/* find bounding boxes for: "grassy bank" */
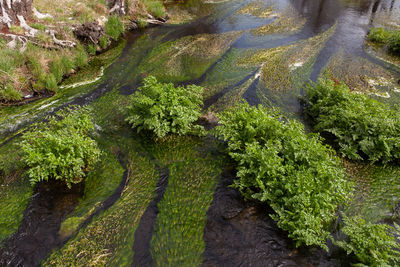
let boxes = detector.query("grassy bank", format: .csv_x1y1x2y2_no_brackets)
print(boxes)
0,0,168,103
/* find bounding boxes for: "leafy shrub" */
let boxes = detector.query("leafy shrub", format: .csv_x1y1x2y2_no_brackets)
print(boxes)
303,78,400,163
20,106,101,188
125,76,204,138
215,101,351,249
368,27,391,43
105,15,124,41
388,30,400,54
367,27,400,54
337,215,400,266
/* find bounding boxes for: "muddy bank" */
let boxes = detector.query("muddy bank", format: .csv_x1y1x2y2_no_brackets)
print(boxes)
203,167,344,267
0,180,82,266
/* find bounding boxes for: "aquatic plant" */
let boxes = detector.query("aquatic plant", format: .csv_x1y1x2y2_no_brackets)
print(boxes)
303,78,400,163
215,101,351,249
337,215,400,266
125,76,204,138
20,106,101,188
368,27,391,44
367,27,400,54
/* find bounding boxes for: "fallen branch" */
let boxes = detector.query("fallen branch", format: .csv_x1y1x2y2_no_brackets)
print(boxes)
0,33,28,52
33,7,53,19
45,29,76,48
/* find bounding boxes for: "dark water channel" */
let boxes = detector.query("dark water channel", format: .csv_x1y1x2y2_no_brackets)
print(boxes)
1,0,400,265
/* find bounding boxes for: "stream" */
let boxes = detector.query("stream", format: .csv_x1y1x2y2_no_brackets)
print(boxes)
1,0,400,266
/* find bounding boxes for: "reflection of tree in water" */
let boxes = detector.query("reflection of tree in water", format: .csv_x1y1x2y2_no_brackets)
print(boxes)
291,0,399,32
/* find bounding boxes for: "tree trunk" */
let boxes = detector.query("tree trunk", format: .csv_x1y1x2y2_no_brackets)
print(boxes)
0,0,33,30
108,0,126,15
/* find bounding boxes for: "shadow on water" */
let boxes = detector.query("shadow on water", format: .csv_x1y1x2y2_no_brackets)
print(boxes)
131,166,170,267
0,181,82,266
203,167,352,267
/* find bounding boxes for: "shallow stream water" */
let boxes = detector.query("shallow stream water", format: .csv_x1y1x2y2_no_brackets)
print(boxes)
1,0,400,266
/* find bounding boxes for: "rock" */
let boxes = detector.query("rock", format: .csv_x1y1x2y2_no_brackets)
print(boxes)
199,112,219,125
73,21,105,44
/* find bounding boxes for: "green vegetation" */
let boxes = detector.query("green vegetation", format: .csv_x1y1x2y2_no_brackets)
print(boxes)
125,76,204,138
59,149,125,238
142,0,166,18
303,78,400,163
0,141,32,242
105,15,124,41
20,106,101,188
215,101,351,249
368,27,391,43
150,137,221,265
368,27,400,54
337,215,400,266
44,152,159,266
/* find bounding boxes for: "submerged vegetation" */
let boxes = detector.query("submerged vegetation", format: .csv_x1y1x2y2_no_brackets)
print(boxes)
125,76,204,138
303,78,400,163
20,106,101,187
215,101,352,249
337,215,400,266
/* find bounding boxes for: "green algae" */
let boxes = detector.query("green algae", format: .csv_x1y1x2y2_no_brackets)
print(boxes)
43,152,159,266
58,150,125,239
237,1,275,18
321,48,399,99
138,31,242,83
250,4,305,36
0,141,32,243
201,48,257,100
149,136,221,266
